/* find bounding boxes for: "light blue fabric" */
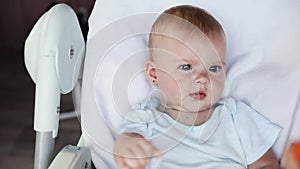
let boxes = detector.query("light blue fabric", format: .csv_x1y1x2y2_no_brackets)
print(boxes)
121,97,281,168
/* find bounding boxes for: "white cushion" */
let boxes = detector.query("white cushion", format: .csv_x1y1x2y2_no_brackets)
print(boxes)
81,0,300,168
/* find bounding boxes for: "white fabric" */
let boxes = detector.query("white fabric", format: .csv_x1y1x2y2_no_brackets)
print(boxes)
81,0,300,168
121,97,281,168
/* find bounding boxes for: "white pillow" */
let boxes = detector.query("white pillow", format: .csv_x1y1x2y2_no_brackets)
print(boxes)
81,0,300,168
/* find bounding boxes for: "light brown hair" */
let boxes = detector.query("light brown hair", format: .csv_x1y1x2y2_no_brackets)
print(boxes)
149,5,224,50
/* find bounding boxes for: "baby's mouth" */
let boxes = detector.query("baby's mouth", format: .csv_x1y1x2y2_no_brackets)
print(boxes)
189,91,207,100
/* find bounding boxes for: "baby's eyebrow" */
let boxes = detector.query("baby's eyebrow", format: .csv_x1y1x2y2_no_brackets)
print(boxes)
180,58,226,66
181,58,198,64
215,60,225,65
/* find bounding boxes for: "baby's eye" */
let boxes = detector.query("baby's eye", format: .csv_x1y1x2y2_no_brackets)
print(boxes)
178,64,192,71
209,65,222,72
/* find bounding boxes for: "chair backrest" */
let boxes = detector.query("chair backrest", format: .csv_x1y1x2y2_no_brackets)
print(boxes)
24,3,85,168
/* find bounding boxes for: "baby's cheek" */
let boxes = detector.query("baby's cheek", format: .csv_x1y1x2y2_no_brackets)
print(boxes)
158,72,193,100
158,76,179,96
211,76,225,89
165,83,181,98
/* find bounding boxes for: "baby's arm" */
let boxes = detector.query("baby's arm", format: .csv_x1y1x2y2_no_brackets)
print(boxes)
248,148,279,169
113,133,162,169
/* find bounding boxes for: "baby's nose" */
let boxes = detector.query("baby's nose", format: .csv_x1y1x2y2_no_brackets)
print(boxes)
195,71,209,84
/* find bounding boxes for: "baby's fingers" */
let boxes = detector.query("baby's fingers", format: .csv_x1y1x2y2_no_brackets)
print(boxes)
115,155,144,169
115,147,147,169
126,145,150,167
124,157,147,169
136,140,163,158
123,145,159,168
151,148,163,158
114,156,130,169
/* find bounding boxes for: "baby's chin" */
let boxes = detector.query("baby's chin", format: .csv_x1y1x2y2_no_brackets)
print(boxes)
179,104,212,114
181,100,215,112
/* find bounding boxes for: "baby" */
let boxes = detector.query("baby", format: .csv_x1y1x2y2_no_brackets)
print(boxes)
113,5,281,169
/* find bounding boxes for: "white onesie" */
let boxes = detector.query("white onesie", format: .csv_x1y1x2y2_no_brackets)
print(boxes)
121,97,281,169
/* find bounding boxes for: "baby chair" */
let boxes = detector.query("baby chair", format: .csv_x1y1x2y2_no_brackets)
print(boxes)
25,1,300,169
24,4,92,169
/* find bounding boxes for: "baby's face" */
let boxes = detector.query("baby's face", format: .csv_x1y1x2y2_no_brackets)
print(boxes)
150,29,226,113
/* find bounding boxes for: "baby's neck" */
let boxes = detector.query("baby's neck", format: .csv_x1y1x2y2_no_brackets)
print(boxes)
156,104,214,126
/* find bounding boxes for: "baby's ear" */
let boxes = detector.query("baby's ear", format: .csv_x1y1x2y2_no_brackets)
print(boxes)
145,60,158,86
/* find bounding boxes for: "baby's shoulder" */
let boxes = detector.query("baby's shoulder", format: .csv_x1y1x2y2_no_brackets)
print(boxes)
218,97,257,117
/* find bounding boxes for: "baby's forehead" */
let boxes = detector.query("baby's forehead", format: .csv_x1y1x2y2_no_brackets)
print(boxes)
153,23,202,39
151,46,224,63
151,34,225,64
153,26,223,45
152,32,222,51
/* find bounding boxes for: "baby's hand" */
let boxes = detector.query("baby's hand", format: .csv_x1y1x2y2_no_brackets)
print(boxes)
113,133,162,169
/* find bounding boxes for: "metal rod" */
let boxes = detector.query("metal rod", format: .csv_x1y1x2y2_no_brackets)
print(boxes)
59,110,78,120
34,131,55,169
